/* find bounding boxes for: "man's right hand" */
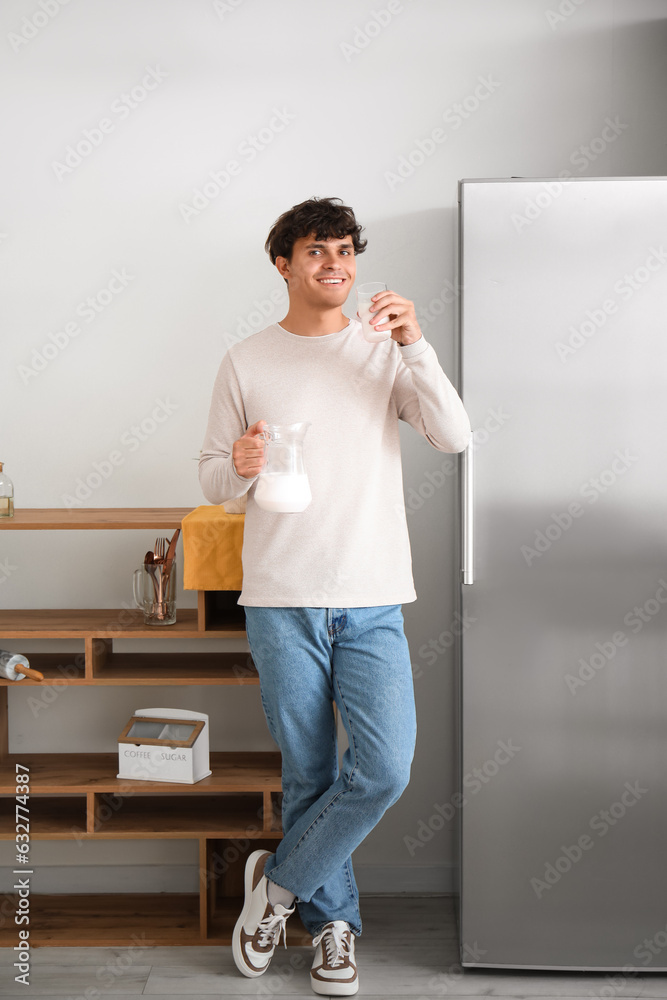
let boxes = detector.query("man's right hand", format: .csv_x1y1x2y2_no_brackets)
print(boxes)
232,420,267,478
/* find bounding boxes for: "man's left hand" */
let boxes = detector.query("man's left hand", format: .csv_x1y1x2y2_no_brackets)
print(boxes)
365,290,423,346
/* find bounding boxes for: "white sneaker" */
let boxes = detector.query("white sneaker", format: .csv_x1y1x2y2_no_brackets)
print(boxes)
232,849,295,978
310,919,359,995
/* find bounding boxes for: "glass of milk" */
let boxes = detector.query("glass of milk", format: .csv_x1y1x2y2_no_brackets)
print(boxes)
254,421,312,513
356,282,391,342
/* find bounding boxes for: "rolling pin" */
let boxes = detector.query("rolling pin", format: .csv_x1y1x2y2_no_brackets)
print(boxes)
0,650,44,682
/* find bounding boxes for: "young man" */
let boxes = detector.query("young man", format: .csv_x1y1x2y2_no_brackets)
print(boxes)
199,196,471,995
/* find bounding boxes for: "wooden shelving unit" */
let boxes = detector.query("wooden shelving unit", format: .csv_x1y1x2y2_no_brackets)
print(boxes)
0,508,309,947
0,508,193,530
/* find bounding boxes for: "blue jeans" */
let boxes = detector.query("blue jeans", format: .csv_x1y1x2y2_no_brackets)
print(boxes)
243,605,417,939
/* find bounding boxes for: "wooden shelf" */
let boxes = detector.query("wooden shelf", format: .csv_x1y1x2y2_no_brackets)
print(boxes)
0,893,310,947
0,652,86,684
0,651,258,685
94,793,272,837
0,507,195,529
0,608,245,638
93,652,258,684
0,893,203,946
0,795,86,836
0,752,282,794
0,506,294,948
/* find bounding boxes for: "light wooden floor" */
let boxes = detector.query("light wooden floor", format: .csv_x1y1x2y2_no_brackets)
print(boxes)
2,895,667,998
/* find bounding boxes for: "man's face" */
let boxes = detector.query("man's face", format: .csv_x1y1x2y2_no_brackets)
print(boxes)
276,233,356,308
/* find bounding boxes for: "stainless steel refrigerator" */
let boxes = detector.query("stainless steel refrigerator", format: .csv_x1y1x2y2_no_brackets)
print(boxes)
456,177,667,971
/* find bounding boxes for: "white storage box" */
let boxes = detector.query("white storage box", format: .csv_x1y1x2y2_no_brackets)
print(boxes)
117,707,212,784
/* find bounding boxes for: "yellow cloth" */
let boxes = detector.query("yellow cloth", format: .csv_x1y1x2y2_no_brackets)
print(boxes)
182,506,244,590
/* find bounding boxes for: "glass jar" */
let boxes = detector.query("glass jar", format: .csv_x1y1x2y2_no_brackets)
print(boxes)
0,462,14,518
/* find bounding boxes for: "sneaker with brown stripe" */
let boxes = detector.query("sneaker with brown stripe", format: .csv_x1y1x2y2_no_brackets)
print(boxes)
232,849,295,978
310,919,359,995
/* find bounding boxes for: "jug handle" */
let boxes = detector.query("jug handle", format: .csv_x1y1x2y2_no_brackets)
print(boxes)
258,428,271,471
132,568,145,609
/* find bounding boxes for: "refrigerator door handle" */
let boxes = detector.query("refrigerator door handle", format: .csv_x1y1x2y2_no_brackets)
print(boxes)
462,437,474,584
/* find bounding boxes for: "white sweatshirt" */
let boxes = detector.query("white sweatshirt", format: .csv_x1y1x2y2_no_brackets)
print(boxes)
198,317,471,607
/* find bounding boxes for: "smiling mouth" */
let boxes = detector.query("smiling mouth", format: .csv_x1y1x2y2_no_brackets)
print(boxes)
317,277,346,284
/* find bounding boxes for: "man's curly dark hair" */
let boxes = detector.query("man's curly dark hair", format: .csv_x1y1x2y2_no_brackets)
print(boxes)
264,196,367,265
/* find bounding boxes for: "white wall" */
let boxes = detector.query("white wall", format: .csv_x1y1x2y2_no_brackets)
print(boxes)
1,0,666,894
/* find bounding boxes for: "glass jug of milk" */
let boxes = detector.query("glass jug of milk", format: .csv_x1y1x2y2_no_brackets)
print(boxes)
254,421,312,513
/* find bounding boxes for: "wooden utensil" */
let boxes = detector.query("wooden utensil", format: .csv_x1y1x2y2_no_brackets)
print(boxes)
0,660,44,681
12,664,45,681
